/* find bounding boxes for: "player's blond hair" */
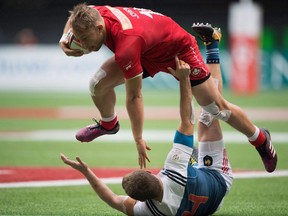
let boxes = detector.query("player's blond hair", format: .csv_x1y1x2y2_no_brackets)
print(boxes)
122,170,162,201
69,3,102,33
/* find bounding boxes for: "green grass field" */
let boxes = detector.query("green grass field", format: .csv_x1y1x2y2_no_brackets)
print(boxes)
0,89,288,215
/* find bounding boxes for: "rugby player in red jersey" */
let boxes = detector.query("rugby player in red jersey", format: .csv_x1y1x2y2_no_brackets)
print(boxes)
59,3,277,172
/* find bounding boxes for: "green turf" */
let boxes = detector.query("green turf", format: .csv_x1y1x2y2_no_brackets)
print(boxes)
0,90,288,215
0,178,287,216
217,177,288,216
1,119,288,132
0,141,287,170
1,89,288,107
0,185,124,216
0,140,169,168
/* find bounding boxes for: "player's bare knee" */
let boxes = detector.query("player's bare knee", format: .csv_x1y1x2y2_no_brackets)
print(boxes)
202,101,231,122
89,68,107,96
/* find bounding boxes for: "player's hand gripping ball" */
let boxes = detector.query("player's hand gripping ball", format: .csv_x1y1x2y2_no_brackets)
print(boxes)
67,29,90,54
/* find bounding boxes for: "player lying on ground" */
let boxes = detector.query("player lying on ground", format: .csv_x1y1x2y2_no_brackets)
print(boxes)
59,4,277,172
61,56,233,215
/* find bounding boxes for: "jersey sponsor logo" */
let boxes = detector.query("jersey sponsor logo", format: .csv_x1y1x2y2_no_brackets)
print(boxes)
125,64,132,71
172,153,180,161
106,6,133,30
122,61,133,71
172,149,182,162
191,68,201,77
203,155,213,166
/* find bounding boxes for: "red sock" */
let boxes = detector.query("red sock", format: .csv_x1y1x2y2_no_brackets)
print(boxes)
249,130,266,148
100,116,118,130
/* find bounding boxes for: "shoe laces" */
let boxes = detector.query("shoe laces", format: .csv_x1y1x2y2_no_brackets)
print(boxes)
88,118,101,130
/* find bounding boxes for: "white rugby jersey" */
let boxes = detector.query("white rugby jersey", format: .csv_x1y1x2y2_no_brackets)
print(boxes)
133,130,228,216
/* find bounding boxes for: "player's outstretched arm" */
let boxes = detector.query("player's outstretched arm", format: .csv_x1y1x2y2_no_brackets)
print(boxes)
60,153,136,215
125,75,151,169
167,56,194,135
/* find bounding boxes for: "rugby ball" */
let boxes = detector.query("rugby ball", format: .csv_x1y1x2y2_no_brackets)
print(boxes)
67,30,90,54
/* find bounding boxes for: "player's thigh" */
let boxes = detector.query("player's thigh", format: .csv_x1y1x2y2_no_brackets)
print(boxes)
192,76,227,109
192,76,218,105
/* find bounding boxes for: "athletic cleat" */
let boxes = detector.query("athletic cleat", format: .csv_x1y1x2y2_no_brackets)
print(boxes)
75,119,120,142
191,23,222,45
256,128,278,173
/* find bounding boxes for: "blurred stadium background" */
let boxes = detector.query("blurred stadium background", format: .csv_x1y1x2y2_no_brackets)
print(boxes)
0,1,288,215
0,0,288,92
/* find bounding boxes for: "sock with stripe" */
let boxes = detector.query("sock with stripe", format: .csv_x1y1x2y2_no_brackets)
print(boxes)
248,127,267,148
206,40,220,64
100,114,118,130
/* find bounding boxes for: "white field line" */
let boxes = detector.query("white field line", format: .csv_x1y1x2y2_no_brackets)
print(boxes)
0,130,288,143
1,170,288,189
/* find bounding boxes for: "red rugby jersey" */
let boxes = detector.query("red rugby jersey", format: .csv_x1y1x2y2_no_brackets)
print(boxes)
93,6,209,80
